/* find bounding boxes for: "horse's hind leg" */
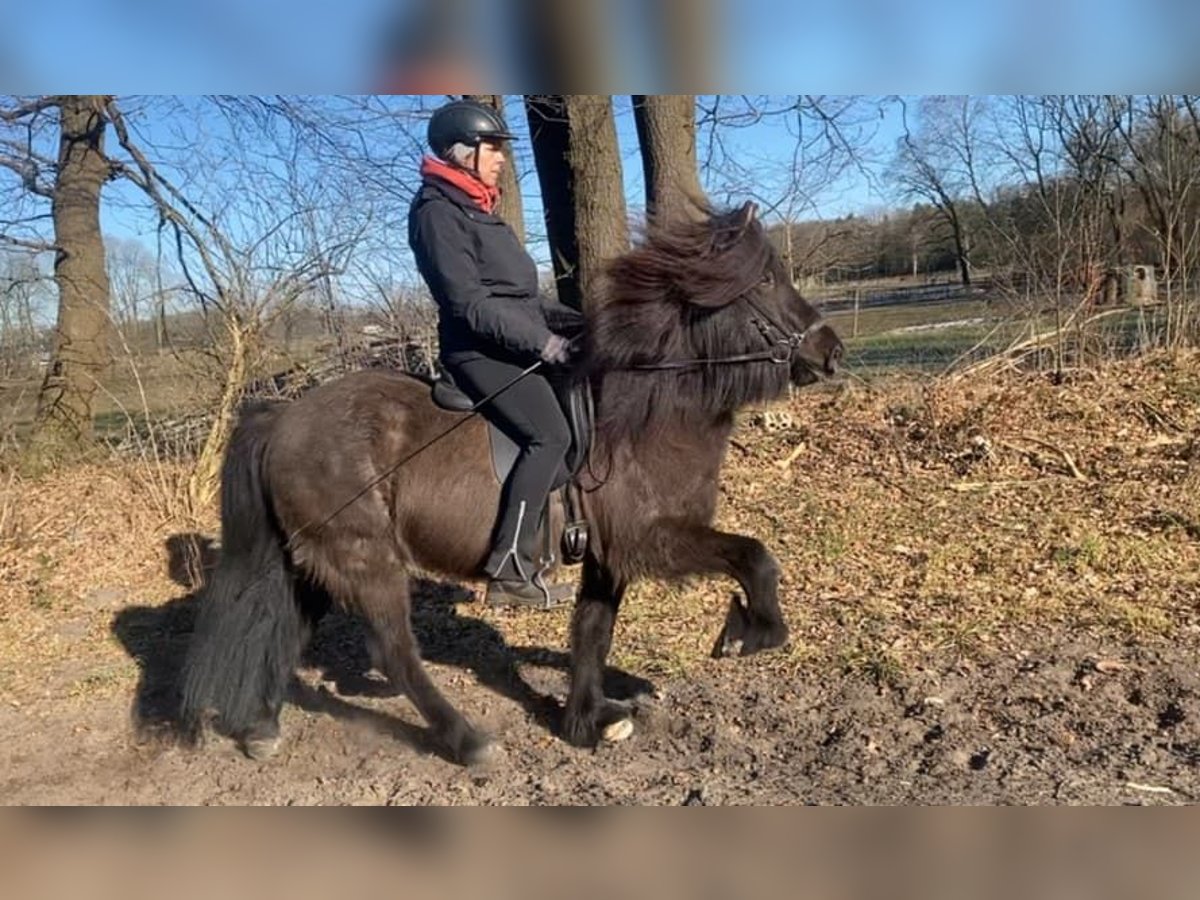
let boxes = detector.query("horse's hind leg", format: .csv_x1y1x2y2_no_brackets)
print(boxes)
355,574,492,766
239,579,328,761
563,552,633,747
295,574,332,647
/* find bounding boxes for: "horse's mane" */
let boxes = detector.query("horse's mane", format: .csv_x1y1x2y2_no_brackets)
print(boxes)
584,204,790,446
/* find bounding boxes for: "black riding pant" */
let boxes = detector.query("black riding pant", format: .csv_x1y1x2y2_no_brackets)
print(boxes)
446,356,571,581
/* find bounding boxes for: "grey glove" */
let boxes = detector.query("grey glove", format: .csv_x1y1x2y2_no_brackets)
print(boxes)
540,334,573,365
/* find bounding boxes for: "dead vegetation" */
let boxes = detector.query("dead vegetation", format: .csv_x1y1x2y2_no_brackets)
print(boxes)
2,350,1198,714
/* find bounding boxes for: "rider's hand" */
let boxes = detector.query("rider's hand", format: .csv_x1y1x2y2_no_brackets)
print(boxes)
539,334,573,365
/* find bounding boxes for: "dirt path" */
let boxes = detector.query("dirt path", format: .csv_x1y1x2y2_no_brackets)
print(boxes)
1,593,1196,805
4,354,1200,804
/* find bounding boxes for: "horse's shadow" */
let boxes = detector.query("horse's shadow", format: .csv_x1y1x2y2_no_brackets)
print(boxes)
110,533,654,756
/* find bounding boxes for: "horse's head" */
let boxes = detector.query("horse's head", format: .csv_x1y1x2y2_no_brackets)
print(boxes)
718,202,843,386
592,200,844,423
620,200,841,381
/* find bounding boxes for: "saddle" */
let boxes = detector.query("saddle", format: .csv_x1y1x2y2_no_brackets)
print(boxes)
430,369,592,564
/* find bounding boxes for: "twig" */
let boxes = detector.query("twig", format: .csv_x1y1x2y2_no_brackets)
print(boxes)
1138,399,1186,433
776,443,806,469
947,307,1130,382
948,479,1050,492
1014,433,1088,481
1125,782,1175,796
890,434,910,476
872,470,918,499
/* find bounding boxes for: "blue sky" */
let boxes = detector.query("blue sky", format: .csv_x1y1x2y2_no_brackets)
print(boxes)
500,96,908,248
87,95,911,281
4,1,1197,92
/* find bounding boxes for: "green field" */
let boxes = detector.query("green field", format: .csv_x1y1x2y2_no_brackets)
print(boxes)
828,298,1166,377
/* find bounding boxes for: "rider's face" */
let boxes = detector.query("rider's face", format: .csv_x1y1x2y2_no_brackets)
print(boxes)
474,141,506,188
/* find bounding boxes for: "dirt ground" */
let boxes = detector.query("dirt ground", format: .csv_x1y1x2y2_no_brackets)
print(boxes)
2,351,1199,804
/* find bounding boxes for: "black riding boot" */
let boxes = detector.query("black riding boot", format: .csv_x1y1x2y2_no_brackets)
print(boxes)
484,498,575,609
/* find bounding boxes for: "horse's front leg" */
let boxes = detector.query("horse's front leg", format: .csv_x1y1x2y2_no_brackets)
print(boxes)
562,552,633,747
709,529,788,658
649,521,789,658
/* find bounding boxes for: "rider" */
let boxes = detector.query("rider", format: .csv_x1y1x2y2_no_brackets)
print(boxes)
408,98,576,609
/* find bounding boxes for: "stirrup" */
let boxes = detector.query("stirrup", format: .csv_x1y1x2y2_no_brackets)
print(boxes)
559,483,589,564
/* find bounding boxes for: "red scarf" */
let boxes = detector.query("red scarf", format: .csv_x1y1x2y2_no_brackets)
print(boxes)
420,155,499,214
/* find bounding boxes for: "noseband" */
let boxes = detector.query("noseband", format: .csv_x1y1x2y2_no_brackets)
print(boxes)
623,295,825,372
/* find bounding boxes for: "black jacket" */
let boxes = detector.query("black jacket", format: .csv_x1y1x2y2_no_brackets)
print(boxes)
409,176,557,364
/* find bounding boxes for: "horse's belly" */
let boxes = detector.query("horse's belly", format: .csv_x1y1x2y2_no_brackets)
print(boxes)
393,439,501,579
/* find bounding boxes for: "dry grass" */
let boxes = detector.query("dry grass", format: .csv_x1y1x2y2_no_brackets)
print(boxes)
0,462,217,708
3,350,1200,712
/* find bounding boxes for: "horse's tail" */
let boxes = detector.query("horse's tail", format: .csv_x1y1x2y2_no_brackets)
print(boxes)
180,400,303,746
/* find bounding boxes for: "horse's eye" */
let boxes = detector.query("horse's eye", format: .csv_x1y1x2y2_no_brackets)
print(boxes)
761,272,775,286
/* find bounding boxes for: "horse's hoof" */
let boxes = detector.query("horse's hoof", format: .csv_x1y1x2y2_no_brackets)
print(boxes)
464,740,500,769
457,730,498,768
712,595,750,658
243,735,281,761
465,735,496,765
738,624,790,656
602,718,634,743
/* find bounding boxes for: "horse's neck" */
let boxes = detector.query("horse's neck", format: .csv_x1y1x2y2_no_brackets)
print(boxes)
592,377,735,470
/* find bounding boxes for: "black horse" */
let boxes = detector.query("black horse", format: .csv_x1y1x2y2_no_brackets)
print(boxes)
180,201,844,764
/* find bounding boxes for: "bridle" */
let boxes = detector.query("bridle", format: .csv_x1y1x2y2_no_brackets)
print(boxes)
623,294,826,372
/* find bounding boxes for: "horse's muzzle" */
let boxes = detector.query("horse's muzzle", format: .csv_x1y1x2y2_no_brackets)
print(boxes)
825,340,844,376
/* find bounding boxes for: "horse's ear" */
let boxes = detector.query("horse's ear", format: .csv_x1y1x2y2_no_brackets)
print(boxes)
716,201,758,249
685,201,763,308
732,201,758,231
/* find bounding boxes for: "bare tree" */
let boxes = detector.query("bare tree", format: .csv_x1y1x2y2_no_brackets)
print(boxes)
107,237,159,347
0,252,48,377
1112,95,1200,345
891,96,982,286
102,98,371,506
941,95,1135,375
697,95,887,289
632,95,705,222
1,95,117,456
525,95,629,311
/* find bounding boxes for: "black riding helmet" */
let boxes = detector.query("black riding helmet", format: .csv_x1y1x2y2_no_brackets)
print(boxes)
427,99,518,157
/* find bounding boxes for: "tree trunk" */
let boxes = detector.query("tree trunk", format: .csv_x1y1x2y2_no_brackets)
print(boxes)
632,94,705,223
467,95,526,245
525,95,628,311
950,215,972,287
155,290,167,351
956,250,972,287
32,95,114,456
783,222,794,284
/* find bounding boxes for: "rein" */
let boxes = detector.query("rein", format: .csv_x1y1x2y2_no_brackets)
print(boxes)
622,297,824,372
